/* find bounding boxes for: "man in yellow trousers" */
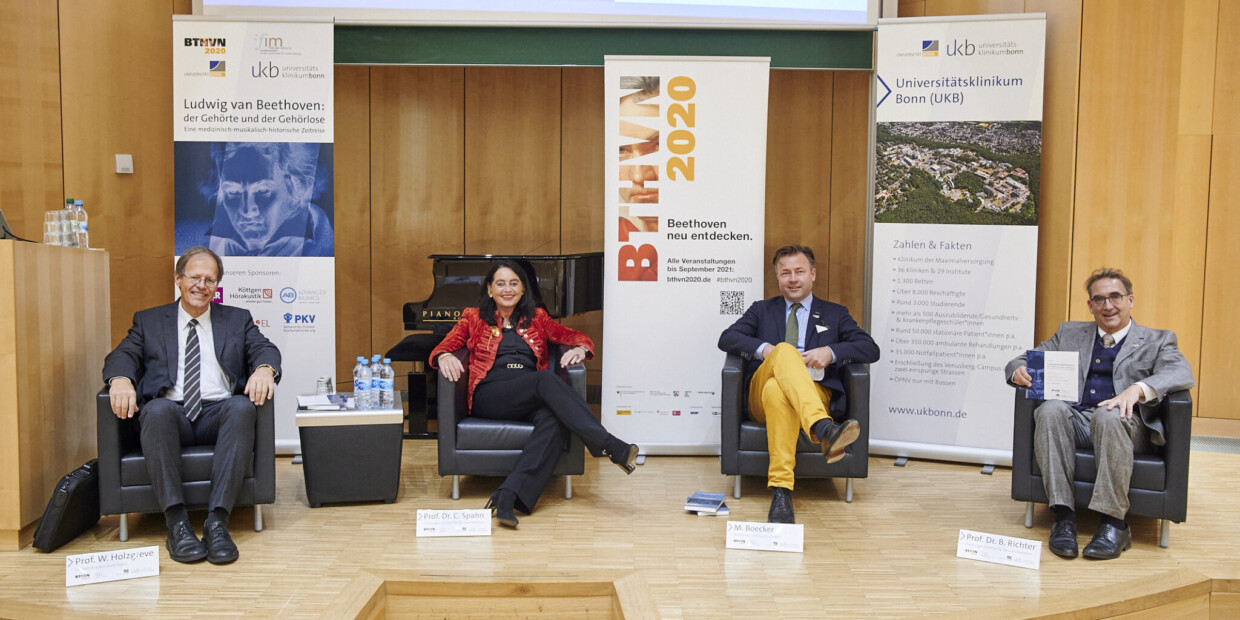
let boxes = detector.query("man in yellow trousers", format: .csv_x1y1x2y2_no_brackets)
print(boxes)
718,245,880,523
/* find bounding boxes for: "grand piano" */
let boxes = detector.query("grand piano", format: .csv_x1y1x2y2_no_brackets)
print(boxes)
386,253,604,437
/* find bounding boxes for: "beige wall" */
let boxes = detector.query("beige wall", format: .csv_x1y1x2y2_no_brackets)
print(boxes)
3,0,1236,428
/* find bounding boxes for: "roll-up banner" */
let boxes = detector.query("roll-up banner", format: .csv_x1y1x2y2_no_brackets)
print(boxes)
602,56,769,455
870,15,1045,465
173,18,335,453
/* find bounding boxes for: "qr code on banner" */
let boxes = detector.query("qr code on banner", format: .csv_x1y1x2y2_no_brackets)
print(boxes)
719,290,745,315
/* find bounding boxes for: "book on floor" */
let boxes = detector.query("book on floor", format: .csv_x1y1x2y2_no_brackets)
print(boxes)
685,491,727,514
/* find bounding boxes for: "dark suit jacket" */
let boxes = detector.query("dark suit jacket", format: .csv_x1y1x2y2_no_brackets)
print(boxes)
103,301,282,406
1004,319,1194,446
718,295,879,417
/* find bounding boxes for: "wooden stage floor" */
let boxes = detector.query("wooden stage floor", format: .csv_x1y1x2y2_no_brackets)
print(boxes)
1,441,1237,618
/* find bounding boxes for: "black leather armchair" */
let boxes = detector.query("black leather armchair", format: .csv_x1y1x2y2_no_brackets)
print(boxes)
1010,388,1192,548
96,389,276,541
721,354,870,501
437,344,586,500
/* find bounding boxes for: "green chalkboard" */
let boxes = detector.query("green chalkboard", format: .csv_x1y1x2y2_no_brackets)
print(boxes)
335,26,873,70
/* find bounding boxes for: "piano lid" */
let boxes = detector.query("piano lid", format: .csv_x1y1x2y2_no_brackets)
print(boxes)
404,253,603,331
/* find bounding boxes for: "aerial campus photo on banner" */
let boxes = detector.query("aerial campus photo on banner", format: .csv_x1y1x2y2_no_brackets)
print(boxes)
875,120,1040,227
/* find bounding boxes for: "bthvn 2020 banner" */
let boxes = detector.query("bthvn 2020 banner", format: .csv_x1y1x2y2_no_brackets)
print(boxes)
602,56,768,455
173,18,335,453
870,15,1046,465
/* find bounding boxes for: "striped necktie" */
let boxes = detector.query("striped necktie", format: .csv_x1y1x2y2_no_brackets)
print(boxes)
1102,333,1116,349
184,319,203,423
785,302,802,346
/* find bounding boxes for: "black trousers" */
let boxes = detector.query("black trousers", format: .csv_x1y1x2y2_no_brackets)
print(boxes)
472,370,613,513
137,395,257,514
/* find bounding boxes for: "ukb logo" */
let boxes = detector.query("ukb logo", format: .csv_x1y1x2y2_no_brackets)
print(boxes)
945,39,976,56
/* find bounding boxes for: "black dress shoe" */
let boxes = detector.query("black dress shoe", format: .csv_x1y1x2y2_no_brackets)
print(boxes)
486,490,519,528
605,441,640,475
1082,522,1131,560
820,419,860,464
166,520,208,564
768,487,794,524
202,520,240,564
1048,520,1079,558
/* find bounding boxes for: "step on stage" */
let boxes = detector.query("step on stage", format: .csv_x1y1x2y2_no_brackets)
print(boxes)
1,444,1237,618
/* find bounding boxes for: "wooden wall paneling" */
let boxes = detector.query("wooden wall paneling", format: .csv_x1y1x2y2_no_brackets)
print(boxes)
1025,0,1083,344
764,70,834,300
559,68,605,382
0,0,63,241
1199,0,1240,421
370,66,466,371
334,66,372,383
923,0,1024,15
828,71,873,321
464,67,562,255
1199,136,1240,420
561,68,605,256
59,0,176,346
1214,0,1240,136
898,0,928,17
1071,1,1207,394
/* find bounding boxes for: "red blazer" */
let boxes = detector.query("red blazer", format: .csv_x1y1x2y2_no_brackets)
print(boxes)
429,307,594,413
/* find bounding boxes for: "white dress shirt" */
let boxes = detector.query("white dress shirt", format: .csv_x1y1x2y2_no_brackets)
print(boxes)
166,304,233,402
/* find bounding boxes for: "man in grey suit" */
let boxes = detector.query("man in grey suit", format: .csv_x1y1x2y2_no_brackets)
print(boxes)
1005,267,1193,560
103,246,280,564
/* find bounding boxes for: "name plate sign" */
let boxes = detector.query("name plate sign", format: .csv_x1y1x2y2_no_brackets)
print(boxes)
725,521,804,553
956,529,1041,570
65,546,159,587
416,509,492,537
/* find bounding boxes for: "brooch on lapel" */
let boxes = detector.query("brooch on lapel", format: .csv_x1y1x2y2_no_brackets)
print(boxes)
816,325,829,333
491,327,501,338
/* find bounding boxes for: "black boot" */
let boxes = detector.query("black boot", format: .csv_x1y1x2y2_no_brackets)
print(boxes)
768,487,794,524
486,489,519,528
603,438,639,474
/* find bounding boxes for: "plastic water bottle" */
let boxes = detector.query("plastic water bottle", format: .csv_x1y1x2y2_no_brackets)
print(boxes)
370,355,383,408
353,356,372,410
378,357,395,410
72,199,89,249
63,200,78,247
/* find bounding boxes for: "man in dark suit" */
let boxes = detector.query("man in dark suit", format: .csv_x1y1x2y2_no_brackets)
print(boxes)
1006,267,1194,560
103,246,280,564
718,245,880,523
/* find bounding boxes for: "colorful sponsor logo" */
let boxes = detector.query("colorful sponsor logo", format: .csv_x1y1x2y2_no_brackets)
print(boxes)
922,40,939,56
209,60,226,77
212,288,223,303
673,410,681,416
280,287,297,303
616,409,632,416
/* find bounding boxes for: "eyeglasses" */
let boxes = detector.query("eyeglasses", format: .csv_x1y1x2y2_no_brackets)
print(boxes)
1089,292,1128,306
181,275,219,287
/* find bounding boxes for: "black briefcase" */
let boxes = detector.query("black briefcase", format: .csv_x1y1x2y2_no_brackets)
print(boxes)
33,459,101,553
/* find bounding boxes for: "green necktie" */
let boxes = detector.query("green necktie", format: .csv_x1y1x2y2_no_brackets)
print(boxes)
785,302,801,346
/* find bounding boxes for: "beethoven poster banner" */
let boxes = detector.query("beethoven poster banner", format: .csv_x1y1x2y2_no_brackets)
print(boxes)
173,18,335,452
870,15,1046,465
602,56,768,455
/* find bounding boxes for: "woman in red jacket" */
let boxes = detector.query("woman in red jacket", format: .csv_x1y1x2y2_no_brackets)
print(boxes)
430,260,639,527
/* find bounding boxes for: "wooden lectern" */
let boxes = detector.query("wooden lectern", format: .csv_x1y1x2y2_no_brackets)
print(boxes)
0,241,109,549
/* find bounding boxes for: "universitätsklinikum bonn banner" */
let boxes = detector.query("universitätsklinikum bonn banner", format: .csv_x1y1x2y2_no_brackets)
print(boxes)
870,16,1046,465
